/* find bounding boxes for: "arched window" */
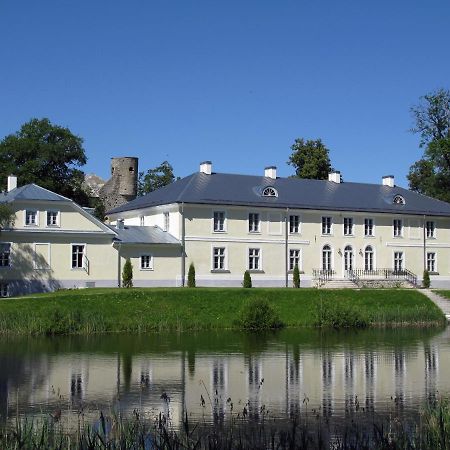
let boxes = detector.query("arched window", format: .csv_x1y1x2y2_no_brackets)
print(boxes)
365,245,374,271
393,195,405,205
322,245,332,271
262,187,278,197
343,245,353,271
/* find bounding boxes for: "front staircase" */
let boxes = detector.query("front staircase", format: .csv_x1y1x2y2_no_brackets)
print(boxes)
320,279,359,289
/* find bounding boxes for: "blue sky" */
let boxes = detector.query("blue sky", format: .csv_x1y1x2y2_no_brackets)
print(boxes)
0,1,449,187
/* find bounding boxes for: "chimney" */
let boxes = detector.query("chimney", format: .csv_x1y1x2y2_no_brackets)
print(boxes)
7,175,17,192
382,175,395,187
116,219,125,230
199,161,212,175
328,171,341,183
264,166,277,179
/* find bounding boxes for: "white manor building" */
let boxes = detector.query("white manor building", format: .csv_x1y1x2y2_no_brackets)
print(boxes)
1,162,450,296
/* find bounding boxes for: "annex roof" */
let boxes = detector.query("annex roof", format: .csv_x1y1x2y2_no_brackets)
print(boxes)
107,172,450,218
0,184,72,203
107,225,180,245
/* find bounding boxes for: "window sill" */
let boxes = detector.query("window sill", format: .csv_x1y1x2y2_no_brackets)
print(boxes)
364,235,375,238
321,234,333,237
212,231,227,234
428,272,439,275
248,231,261,235
211,269,230,273
247,269,264,274
140,268,154,271
343,234,355,238
46,225,60,228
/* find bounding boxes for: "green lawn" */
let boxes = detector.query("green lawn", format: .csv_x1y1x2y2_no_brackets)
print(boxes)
437,290,450,299
0,288,445,335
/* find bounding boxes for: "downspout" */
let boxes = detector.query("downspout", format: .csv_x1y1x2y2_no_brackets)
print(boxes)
181,202,186,287
285,208,289,288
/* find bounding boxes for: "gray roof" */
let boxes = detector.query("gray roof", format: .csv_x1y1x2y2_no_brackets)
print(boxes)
0,184,71,203
107,225,180,245
107,172,450,217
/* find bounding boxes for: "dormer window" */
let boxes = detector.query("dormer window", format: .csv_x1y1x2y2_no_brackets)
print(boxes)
262,187,278,197
393,195,405,205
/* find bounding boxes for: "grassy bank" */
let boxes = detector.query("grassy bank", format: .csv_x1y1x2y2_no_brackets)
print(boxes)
0,288,444,335
437,290,450,300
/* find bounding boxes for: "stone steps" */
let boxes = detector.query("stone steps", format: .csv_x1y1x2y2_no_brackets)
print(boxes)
320,279,359,289
421,289,450,322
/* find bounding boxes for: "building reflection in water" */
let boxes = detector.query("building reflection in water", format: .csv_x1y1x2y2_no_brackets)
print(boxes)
0,329,449,427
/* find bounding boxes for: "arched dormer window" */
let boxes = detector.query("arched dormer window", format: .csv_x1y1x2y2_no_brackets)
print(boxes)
262,186,278,197
393,195,405,205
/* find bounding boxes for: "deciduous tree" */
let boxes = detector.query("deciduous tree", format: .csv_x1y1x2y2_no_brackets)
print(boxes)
288,138,332,180
0,203,15,230
138,161,177,196
0,118,89,205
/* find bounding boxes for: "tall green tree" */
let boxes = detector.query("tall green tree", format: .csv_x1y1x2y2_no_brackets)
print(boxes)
288,138,332,180
0,118,89,205
407,89,450,202
0,203,15,230
138,160,177,196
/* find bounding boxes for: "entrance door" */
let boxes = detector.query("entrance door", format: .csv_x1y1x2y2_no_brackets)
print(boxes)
343,245,353,277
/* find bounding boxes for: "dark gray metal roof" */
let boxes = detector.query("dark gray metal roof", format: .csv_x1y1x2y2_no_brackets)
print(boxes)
107,225,180,245
0,184,71,203
107,172,450,217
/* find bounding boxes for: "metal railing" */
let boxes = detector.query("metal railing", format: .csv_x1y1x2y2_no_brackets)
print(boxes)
312,268,418,287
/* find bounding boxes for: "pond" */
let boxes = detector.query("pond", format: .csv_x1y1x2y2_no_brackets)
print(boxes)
0,326,449,432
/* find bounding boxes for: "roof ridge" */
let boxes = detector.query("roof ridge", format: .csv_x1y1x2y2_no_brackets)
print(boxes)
176,173,198,202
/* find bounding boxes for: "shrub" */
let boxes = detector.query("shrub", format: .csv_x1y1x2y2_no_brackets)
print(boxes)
423,269,431,288
293,264,300,288
313,299,367,328
122,258,133,288
243,270,252,288
238,297,284,330
187,263,196,288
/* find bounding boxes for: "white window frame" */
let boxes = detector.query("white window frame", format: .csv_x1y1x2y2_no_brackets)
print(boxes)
426,252,436,273
343,217,354,236
24,209,39,227
140,254,154,271
289,248,301,271
163,212,170,232
364,218,375,237
321,244,333,271
364,245,375,271
393,219,403,237
248,213,261,233
33,243,51,270
248,247,262,271
212,246,227,271
289,214,301,234
71,243,86,270
212,211,227,233
321,216,332,235
0,282,9,298
393,251,404,272
0,242,12,268
46,210,60,227
140,216,145,226
426,221,436,239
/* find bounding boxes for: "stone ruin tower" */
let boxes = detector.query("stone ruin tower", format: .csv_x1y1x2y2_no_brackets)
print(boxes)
99,157,138,212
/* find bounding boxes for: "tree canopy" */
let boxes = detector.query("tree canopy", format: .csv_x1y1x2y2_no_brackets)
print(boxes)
407,89,450,203
138,160,177,196
0,118,89,205
0,203,15,230
287,138,332,180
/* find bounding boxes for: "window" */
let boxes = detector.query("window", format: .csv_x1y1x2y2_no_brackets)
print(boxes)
393,195,405,205
427,252,436,273
213,211,226,232
0,283,8,298
393,219,403,237
364,218,374,236
289,249,300,271
0,243,11,267
394,251,403,272
141,254,153,270
25,210,38,226
364,246,374,271
343,217,354,236
343,245,353,271
248,248,261,270
322,245,332,271
262,186,277,197
426,221,435,238
322,217,332,235
71,245,85,269
213,247,226,270
47,211,59,226
163,212,170,232
289,215,300,234
248,213,260,233
140,216,145,226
